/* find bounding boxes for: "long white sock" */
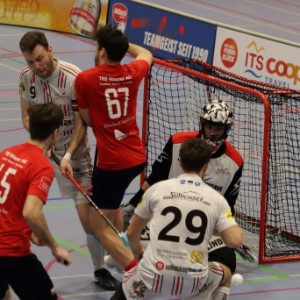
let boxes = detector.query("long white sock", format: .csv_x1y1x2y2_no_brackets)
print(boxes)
212,287,230,300
87,233,105,270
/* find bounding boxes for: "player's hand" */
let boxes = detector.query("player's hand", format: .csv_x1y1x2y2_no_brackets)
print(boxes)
60,158,73,177
235,244,257,263
121,203,135,231
52,247,72,266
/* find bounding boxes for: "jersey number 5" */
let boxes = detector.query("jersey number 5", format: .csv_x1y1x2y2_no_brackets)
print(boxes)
0,165,17,204
158,206,208,245
105,87,129,119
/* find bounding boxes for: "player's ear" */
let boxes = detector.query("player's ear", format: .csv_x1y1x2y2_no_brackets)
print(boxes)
99,47,106,58
48,46,53,55
52,128,59,141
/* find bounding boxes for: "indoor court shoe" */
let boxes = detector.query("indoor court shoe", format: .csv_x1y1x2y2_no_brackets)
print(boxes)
94,268,120,291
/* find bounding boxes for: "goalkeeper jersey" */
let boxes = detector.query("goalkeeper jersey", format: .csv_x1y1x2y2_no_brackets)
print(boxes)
135,173,237,296
147,131,243,213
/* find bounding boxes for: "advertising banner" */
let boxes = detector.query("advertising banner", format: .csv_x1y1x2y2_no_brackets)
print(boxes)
0,0,108,37
107,0,217,62
213,27,300,89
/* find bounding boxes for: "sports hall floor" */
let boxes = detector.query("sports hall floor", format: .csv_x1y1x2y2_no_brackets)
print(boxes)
1,0,300,299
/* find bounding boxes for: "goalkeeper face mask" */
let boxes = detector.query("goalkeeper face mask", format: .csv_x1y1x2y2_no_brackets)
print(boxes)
200,100,233,150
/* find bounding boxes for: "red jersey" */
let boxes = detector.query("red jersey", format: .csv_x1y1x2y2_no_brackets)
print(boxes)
76,60,149,170
0,143,54,256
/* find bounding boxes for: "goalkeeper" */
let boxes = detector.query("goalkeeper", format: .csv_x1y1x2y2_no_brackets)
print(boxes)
119,100,251,300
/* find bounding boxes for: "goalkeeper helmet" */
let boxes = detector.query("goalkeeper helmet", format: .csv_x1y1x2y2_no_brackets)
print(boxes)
200,100,233,148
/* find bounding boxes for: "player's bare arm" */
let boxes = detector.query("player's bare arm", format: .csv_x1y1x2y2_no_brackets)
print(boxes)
127,43,153,66
78,108,91,127
20,96,32,131
220,225,243,249
60,111,86,175
126,214,149,261
23,195,72,265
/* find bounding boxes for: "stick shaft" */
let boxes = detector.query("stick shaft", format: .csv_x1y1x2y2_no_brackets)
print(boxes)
51,152,120,236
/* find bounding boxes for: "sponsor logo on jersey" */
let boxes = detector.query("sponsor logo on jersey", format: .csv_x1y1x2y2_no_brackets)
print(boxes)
19,80,25,93
114,129,129,141
180,179,200,186
53,92,69,101
164,191,210,205
226,209,235,221
155,260,165,271
206,182,223,192
165,264,203,273
131,280,146,298
157,248,188,259
216,167,231,176
39,176,51,193
189,250,204,264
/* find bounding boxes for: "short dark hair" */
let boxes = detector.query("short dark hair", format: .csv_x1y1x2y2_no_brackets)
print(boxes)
93,24,129,62
28,103,63,140
19,31,49,52
179,138,211,173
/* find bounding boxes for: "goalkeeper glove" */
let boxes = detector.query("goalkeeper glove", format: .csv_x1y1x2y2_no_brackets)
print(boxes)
121,202,135,231
235,244,257,263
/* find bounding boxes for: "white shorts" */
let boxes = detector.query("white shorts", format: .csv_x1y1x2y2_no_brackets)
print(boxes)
52,153,92,205
122,262,223,300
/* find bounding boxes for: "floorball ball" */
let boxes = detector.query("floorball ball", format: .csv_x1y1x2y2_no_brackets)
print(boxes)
231,273,244,285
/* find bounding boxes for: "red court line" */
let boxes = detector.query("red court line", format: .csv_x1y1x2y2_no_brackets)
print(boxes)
0,128,23,133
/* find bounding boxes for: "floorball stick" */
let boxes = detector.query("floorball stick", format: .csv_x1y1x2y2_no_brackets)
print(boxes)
51,152,130,248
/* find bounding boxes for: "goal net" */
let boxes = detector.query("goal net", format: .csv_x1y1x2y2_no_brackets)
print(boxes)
143,58,300,264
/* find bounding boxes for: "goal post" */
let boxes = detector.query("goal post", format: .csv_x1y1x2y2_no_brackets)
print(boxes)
142,58,300,264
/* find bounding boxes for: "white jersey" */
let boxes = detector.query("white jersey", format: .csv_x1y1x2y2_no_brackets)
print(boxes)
135,173,237,297
19,59,90,160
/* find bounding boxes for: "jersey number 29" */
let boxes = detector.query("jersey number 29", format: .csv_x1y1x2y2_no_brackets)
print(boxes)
158,206,208,245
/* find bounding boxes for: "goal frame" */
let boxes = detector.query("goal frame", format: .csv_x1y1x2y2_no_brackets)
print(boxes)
141,58,276,264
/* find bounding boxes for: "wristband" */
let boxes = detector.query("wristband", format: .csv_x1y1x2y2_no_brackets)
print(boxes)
125,259,137,271
63,152,72,161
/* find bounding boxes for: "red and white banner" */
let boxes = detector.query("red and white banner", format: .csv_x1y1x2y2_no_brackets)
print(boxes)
213,27,300,89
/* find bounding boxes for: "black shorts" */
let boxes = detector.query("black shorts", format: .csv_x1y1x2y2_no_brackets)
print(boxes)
92,163,146,209
0,273,9,299
0,254,57,300
208,246,237,273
